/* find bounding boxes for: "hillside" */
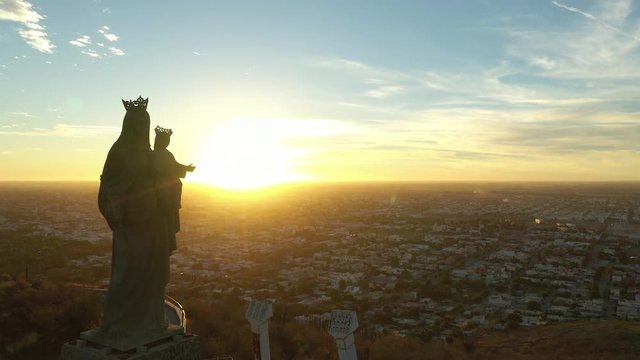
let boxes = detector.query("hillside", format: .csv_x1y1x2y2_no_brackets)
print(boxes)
3,280,640,359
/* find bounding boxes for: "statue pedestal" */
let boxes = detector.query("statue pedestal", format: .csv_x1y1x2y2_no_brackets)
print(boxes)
61,333,201,360
79,324,185,352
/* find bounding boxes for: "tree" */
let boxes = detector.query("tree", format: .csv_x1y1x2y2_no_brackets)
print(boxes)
505,312,522,330
339,279,347,290
527,301,541,311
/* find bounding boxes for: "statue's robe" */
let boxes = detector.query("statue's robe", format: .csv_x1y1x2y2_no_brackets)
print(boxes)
153,148,188,253
98,142,171,345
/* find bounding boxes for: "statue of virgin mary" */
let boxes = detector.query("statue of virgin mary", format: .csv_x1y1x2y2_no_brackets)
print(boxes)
82,97,181,351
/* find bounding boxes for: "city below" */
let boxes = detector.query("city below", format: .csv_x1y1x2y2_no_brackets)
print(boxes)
1,181,640,358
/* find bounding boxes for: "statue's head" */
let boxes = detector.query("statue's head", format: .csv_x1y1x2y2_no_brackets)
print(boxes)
154,126,172,150
119,96,150,149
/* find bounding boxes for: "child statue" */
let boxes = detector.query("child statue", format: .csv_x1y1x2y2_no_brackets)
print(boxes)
153,126,195,253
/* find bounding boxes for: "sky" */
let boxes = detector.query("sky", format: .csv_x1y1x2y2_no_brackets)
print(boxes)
1,0,639,186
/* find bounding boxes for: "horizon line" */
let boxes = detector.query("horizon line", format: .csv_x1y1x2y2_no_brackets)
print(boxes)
1,179,640,184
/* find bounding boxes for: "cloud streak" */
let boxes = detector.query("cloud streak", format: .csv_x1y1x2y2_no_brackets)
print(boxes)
506,0,640,82
312,56,610,109
3,111,33,118
313,58,413,100
366,86,404,99
81,49,100,58
0,124,120,137
0,0,55,53
551,1,640,41
69,27,126,57
98,25,119,42
69,35,91,47
109,46,125,56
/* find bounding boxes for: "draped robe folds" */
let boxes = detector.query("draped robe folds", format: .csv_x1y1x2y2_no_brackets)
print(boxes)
153,148,188,253
97,143,171,345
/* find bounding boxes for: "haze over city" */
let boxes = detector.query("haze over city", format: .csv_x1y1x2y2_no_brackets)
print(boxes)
1,0,639,188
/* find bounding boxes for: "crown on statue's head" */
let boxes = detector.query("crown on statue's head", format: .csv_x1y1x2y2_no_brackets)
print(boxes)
122,96,148,111
155,125,173,136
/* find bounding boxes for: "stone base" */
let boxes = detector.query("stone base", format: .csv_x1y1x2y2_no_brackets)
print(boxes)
80,325,184,352
61,333,201,360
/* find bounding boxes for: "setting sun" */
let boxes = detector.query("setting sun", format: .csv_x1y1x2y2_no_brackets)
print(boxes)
190,119,310,190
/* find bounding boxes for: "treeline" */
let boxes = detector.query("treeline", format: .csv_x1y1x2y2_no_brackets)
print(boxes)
0,280,102,359
0,230,111,283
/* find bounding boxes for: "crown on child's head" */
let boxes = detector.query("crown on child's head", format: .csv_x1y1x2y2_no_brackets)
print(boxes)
155,125,173,136
122,96,148,111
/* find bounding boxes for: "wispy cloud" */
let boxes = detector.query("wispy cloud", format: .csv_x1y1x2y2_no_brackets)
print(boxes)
303,49,639,179
490,116,640,155
358,107,640,170
69,35,91,47
530,56,557,70
506,0,640,80
551,1,596,20
312,58,412,98
314,58,409,84
109,46,125,56
366,86,404,99
69,28,125,57
480,109,633,151
54,124,119,137
81,49,100,58
0,0,55,53
5,111,33,118
18,28,54,53
0,124,120,137
312,57,607,109
98,25,119,42
551,1,640,41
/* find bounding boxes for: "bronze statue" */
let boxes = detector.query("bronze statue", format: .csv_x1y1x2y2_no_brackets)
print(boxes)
85,96,183,350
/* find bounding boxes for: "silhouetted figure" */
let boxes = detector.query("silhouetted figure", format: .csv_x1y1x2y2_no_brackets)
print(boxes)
153,126,195,253
94,96,173,349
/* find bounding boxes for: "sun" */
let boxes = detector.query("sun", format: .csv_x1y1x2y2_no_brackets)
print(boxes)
190,119,309,190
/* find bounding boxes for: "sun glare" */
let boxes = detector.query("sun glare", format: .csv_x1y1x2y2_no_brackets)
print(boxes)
191,119,310,190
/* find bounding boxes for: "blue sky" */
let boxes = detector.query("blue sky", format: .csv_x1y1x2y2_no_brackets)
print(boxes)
1,0,639,183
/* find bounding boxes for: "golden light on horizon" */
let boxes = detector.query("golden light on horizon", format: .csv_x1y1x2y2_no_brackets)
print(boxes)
191,118,313,190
